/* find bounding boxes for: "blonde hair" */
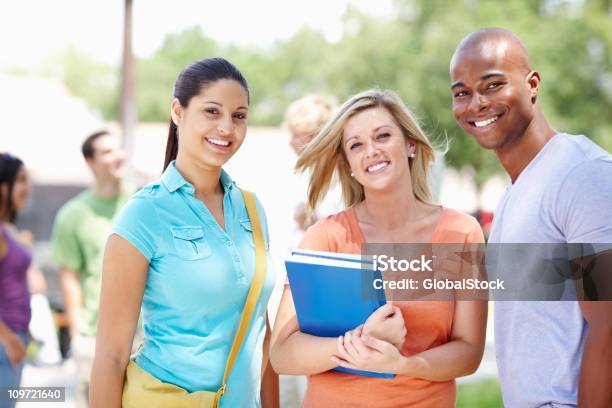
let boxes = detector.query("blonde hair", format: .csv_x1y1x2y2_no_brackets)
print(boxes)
296,89,436,210
283,95,337,136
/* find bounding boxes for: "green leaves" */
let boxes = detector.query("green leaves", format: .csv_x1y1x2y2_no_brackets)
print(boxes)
47,0,612,181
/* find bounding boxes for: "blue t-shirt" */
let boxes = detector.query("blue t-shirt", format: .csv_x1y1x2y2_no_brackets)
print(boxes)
111,162,274,407
489,134,612,407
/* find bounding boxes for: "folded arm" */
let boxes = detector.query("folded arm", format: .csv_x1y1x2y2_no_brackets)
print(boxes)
270,285,340,375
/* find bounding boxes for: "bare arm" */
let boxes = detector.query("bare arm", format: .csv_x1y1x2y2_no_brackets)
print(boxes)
59,266,82,338
578,301,612,408
0,319,27,367
397,300,487,380
27,266,47,294
0,234,6,259
270,221,403,375
90,234,148,408
270,285,339,375
260,314,279,408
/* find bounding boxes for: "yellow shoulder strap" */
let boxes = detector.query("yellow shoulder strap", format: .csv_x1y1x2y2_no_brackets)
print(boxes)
214,189,267,406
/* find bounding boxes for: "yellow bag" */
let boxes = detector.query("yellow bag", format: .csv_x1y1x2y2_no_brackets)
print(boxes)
122,189,267,408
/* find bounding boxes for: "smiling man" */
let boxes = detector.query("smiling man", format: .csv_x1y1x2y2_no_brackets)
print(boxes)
450,28,612,407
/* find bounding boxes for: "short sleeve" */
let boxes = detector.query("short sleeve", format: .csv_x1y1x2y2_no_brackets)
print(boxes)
556,159,612,244
111,195,159,261
298,220,331,252
51,204,84,272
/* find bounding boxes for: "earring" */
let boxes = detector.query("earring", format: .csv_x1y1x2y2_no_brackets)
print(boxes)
350,172,354,177
410,152,416,158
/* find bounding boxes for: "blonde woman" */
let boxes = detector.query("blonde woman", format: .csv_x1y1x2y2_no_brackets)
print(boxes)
270,89,487,407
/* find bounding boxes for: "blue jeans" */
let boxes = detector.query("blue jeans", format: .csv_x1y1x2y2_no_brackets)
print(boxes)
0,331,29,408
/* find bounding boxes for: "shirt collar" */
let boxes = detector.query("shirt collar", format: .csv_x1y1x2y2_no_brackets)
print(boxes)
219,168,235,191
161,161,235,194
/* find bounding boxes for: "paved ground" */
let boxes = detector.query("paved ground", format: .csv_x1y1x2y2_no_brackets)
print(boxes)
18,318,496,408
18,360,76,408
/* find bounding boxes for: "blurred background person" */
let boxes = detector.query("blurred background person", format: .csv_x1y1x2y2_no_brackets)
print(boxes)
283,95,343,246
0,153,36,408
281,94,342,402
50,130,130,407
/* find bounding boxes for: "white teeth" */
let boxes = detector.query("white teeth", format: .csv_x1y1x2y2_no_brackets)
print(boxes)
474,116,498,128
367,161,389,172
207,138,230,146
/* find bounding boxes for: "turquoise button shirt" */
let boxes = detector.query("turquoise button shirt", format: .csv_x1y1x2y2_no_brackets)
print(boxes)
111,162,274,407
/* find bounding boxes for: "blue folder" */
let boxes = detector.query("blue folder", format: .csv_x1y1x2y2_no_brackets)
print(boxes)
285,249,395,379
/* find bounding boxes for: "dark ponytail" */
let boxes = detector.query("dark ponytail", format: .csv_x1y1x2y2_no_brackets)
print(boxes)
163,57,249,171
163,118,179,171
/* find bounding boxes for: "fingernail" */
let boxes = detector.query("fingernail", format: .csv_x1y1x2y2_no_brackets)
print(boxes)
362,335,369,341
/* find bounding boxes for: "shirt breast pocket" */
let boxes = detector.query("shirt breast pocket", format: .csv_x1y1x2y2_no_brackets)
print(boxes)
239,219,269,250
171,226,212,260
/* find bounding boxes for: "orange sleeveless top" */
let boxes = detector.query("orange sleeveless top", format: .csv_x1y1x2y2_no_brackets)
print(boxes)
297,207,484,408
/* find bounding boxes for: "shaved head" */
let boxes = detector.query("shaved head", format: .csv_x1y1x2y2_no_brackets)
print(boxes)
450,28,532,74
449,28,556,180
449,28,543,152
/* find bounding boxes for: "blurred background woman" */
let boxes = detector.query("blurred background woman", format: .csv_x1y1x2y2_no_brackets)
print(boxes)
0,153,33,408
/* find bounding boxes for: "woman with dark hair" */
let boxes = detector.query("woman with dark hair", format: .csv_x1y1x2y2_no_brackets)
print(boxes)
0,153,33,408
91,58,278,407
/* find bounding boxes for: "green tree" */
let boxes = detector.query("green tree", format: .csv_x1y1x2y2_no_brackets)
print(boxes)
135,27,220,122
48,0,612,181
42,46,119,120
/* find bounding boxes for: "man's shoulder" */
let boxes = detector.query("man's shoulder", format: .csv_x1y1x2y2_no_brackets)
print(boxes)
561,158,612,196
554,134,611,163
533,134,611,193
553,134,612,188
55,190,92,219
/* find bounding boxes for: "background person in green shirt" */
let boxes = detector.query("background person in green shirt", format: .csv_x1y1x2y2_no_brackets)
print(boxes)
51,130,130,407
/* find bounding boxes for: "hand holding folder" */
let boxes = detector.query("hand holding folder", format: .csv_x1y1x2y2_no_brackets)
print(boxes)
362,303,406,350
333,323,406,377
285,249,402,378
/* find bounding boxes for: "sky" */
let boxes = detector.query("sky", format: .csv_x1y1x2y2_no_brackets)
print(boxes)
1,0,393,69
